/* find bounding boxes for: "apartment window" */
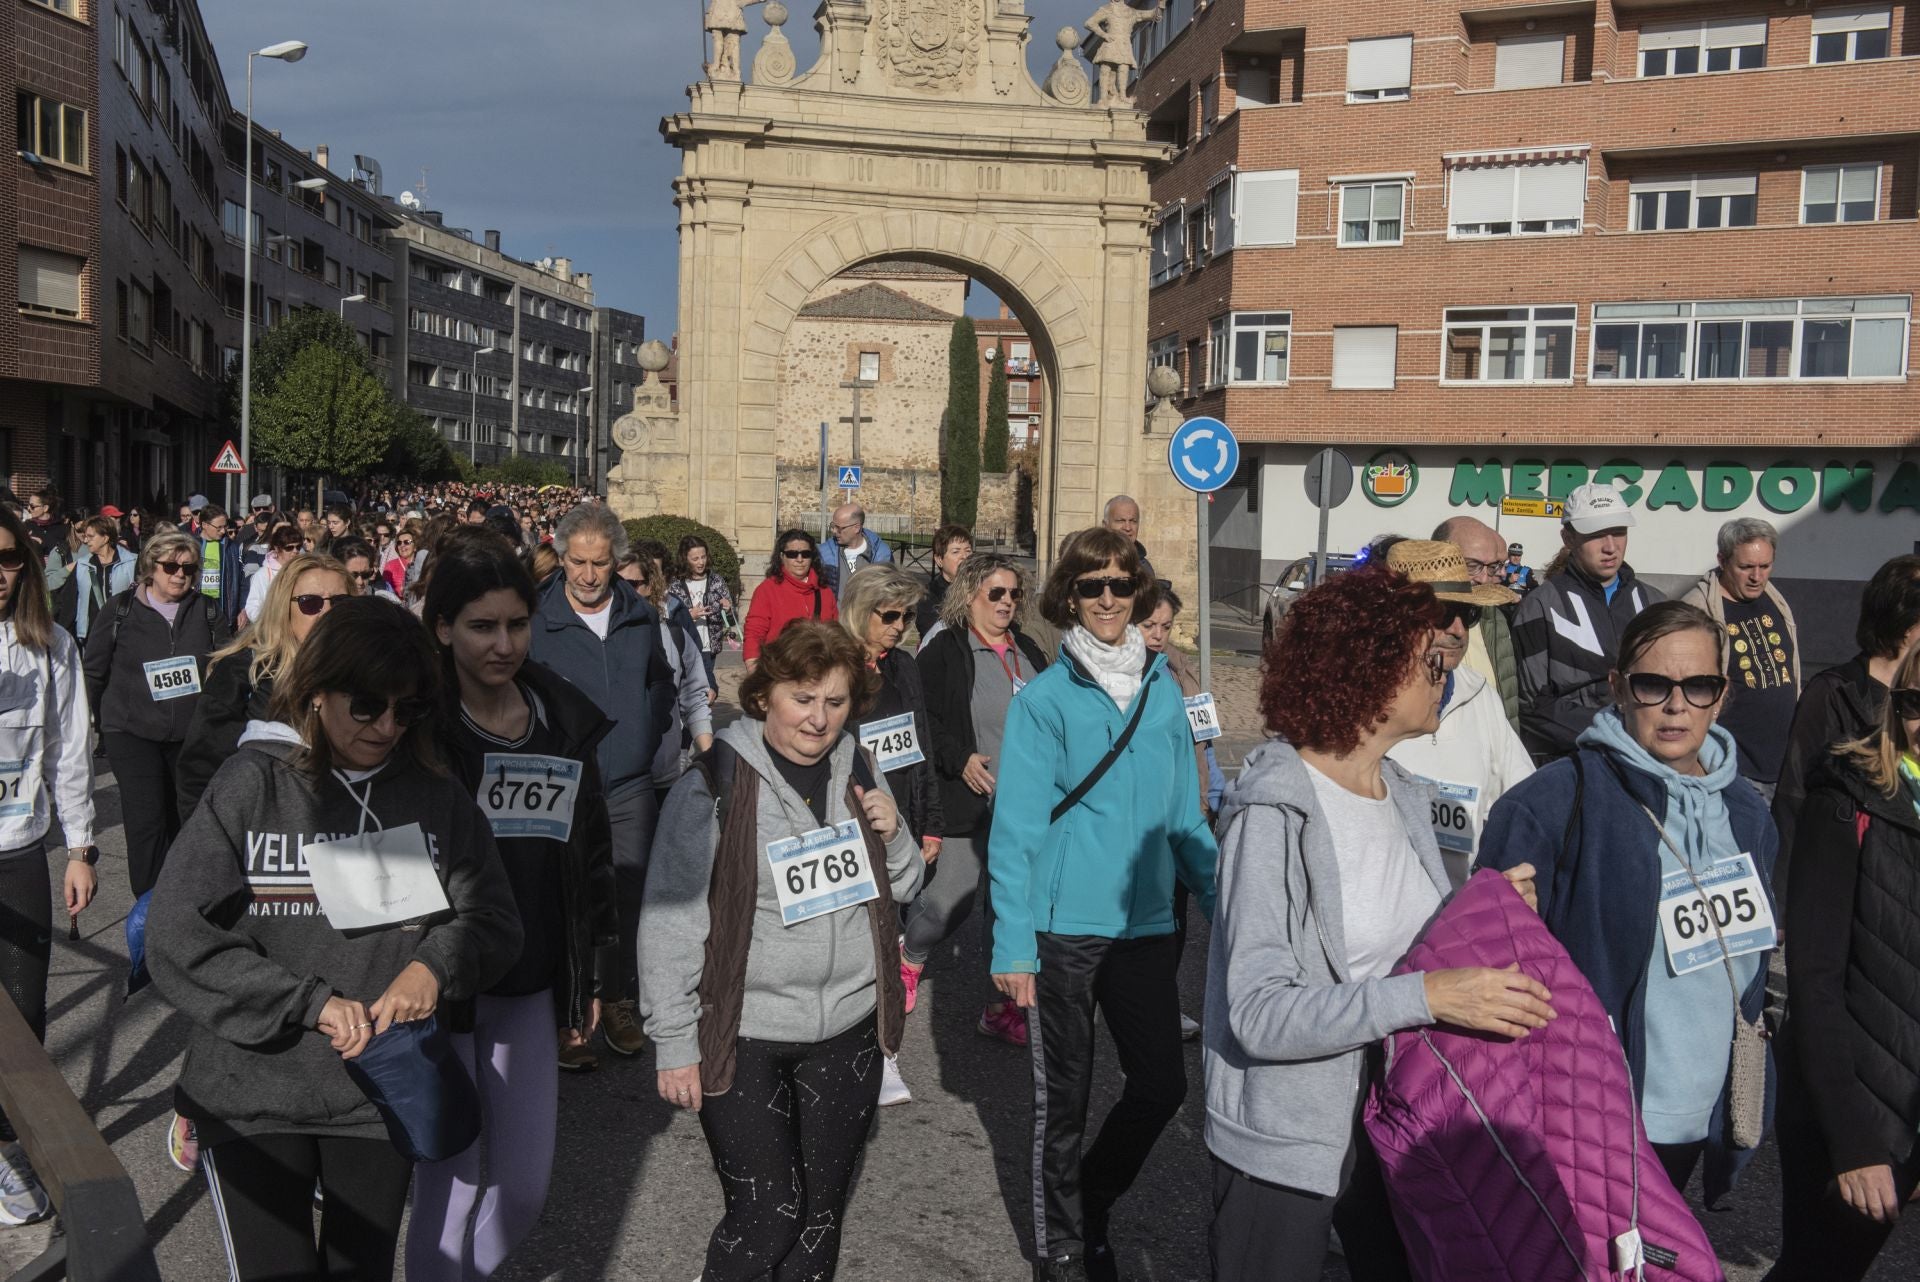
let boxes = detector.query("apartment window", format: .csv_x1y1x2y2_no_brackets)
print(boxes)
1495,34,1565,89
1448,156,1585,237
1802,163,1879,223
323,258,340,287
221,199,262,249
28,0,78,14
1347,36,1413,102
1630,174,1758,230
128,280,151,353
1811,5,1891,62
1443,306,1575,383
1207,317,1230,388
1592,296,1907,381
17,247,83,318
1639,17,1767,76
16,93,88,170
1333,327,1398,389
1205,175,1235,258
1009,380,1031,413
1237,169,1300,246
1199,78,1220,138
132,42,152,110
858,350,880,381
1148,333,1180,374
127,157,150,232
1229,312,1292,384
1339,182,1406,245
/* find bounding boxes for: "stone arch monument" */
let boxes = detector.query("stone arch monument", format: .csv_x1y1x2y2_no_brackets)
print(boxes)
615,0,1189,576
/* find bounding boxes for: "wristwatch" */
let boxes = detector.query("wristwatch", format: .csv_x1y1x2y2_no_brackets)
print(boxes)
67,846,98,866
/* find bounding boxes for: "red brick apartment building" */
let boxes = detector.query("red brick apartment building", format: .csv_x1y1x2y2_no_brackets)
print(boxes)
1135,0,1920,653
6,0,236,508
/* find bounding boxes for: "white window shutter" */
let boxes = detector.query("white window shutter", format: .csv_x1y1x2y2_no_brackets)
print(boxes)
1495,34,1565,88
1811,5,1890,34
1450,166,1515,225
1515,159,1587,222
1840,164,1878,203
1804,167,1841,204
1638,22,1696,51
17,247,82,314
1332,327,1397,389
1703,17,1769,47
1237,171,1298,246
1695,174,1759,198
1347,36,1413,93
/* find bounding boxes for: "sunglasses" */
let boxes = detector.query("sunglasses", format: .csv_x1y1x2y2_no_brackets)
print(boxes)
1424,650,1446,685
348,569,378,583
1623,672,1728,709
0,548,27,571
294,593,352,616
346,693,435,726
1442,603,1484,629
874,609,907,626
987,586,1024,604
156,560,196,577
782,549,814,560
1072,576,1136,601
1890,687,1920,720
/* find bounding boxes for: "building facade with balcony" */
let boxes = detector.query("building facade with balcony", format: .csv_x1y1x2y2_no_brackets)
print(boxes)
385,209,594,471
592,305,648,492
1136,0,1920,660
218,129,398,374
5,0,234,509
974,307,1050,453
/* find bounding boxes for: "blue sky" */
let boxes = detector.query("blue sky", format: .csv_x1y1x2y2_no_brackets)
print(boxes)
201,0,1097,335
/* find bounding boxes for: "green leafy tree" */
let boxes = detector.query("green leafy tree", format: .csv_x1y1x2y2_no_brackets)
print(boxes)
623,515,743,596
477,456,570,487
982,352,1010,474
378,407,461,481
942,318,980,527
251,344,395,481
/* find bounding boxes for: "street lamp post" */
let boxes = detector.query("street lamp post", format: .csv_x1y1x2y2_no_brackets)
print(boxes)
573,386,593,490
339,293,366,318
240,40,309,482
469,346,497,465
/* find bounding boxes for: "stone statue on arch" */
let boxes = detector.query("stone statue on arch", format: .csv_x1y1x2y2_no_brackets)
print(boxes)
1084,0,1165,106
705,0,767,81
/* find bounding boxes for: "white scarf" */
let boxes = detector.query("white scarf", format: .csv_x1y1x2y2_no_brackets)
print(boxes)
1063,624,1147,711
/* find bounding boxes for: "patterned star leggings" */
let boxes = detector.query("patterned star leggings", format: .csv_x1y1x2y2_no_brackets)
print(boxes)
696,1017,882,1281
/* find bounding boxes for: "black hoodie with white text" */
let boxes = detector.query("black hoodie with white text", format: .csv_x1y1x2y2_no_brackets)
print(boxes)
147,722,523,1145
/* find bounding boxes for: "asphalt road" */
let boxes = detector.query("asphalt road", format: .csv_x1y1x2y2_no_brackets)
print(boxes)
7,745,1918,1280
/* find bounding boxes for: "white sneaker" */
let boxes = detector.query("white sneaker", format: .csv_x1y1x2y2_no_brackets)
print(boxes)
1180,1012,1202,1041
0,1142,52,1226
878,1055,912,1107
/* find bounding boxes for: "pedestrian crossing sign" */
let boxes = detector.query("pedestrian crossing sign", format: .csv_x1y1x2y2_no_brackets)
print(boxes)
210,440,246,474
838,466,863,489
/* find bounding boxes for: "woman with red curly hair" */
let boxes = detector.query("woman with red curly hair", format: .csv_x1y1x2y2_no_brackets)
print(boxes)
1203,567,1553,1281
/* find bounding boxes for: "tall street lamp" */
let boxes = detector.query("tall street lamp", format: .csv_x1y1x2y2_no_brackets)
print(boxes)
470,346,497,465
240,40,308,482
573,386,593,489
338,293,366,318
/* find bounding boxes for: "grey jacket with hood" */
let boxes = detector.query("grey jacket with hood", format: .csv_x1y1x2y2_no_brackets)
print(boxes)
1204,739,1450,1196
147,721,523,1144
639,721,922,1070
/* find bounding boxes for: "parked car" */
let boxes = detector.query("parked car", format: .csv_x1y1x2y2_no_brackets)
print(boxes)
1260,552,1358,645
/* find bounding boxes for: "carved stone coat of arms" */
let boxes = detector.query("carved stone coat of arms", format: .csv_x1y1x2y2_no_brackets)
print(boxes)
879,0,981,90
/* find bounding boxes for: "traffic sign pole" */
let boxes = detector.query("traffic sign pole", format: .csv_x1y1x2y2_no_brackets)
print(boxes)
1196,490,1211,696
1167,416,1241,700
1315,447,1335,588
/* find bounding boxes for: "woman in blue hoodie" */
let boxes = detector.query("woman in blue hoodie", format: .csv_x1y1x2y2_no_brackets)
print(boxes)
986,527,1218,1282
1482,600,1779,1199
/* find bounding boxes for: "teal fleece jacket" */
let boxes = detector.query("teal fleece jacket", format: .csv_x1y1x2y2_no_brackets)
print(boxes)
986,646,1218,974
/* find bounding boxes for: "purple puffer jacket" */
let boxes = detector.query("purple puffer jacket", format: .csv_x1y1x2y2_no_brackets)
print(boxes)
1365,869,1723,1282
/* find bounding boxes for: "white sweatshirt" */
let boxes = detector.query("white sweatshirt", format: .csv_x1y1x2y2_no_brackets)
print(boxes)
1387,664,1534,889
0,620,96,853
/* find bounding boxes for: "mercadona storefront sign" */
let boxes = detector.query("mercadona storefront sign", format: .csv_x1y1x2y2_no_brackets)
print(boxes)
1397,456,1920,515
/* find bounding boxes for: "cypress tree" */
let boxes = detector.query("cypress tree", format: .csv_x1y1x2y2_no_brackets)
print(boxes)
942,317,980,527
983,350,1010,474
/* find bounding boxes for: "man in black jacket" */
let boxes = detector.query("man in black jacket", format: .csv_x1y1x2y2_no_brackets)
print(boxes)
1510,483,1663,762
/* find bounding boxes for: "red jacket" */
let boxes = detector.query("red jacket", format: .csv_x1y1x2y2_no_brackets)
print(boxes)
743,569,837,659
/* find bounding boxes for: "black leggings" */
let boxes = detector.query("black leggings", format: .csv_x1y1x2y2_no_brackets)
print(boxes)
201,1132,413,1281
1209,1128,1412,1282
697,1017,881,1281
0,843,51,1143
104,733,182,897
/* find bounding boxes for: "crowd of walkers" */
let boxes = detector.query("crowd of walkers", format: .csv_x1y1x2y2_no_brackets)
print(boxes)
2,470,1920,1282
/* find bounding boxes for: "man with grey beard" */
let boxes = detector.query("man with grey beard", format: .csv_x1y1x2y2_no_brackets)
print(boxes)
1434,515,1523,732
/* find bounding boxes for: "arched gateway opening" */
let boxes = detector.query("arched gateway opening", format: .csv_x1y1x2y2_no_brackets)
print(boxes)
621,0,1185,575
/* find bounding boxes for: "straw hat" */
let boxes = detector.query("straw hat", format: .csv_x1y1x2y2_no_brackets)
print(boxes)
1384,540,1518,607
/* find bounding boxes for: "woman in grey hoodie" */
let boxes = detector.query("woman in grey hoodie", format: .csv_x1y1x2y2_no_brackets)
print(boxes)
640,621,922,1282
1205,568,1550,1281
148,598,522,1282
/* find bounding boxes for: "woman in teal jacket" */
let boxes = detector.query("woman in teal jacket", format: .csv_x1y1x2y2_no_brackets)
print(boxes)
988,526,1218,1282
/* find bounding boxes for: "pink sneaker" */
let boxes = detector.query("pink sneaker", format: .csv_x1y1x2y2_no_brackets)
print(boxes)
976,1001,1029,1047
901,961,922,1014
